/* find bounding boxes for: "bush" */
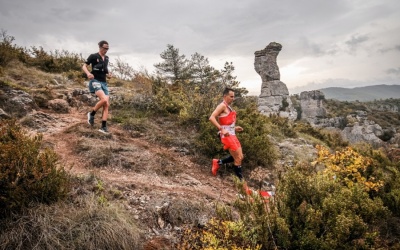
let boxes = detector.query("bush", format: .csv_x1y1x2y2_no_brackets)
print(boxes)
277,161,389,249
178,146,394,249
237,104,278,168
0,31,28,67
353,145,400,217
315,145,384,192
294,121,348,150
0,120,70,218
270,115,297,138
178,217,263,250
27,46,84,74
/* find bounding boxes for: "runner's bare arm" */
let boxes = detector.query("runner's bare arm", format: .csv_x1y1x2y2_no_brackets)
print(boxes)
82,64,94,79
209,103,229,135
235,126,243,132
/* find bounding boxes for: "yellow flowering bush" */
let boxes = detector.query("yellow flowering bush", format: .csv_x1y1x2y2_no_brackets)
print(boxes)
313,145,384,192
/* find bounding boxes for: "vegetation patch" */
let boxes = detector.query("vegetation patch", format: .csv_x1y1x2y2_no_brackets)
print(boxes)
0,120,70,218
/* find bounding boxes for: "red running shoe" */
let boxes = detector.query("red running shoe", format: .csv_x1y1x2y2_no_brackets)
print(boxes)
243,182,253,195
212,159,220,176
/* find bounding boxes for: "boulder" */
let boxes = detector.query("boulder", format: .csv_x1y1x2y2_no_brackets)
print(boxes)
48,99,70,113
0,89,37,117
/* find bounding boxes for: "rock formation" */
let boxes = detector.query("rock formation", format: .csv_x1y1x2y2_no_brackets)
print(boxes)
254,42,297,119
253,42,393,147
300,90,327,124
0,88,36,117
341,111,384,147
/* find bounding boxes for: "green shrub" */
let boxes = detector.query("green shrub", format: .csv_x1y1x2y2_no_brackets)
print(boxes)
0,120,70,218
294,121,348,150
195,118,225,158
179,146,394,249
0,31,28,67
178,217,263,250
270,115,297,138
27,46,84,73
153,86,186,115
277,162,389,249
353,145,400,217
238,105,278,168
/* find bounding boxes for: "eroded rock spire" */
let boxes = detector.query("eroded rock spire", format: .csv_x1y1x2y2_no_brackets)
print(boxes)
254,42,297,119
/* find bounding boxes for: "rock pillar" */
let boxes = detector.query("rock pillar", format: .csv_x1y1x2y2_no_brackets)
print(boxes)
254,42,297,119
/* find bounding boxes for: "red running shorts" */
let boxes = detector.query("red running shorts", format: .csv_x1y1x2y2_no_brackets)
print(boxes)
221,135,241,151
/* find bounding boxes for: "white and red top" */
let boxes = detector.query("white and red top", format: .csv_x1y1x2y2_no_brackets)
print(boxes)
218,101,236,138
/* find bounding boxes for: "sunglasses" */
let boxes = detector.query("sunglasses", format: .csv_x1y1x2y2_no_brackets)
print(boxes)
102,47,109,50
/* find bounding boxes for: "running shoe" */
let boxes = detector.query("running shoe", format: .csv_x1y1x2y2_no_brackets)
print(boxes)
87,112,95,126
98,127,109,134
212,159,220,176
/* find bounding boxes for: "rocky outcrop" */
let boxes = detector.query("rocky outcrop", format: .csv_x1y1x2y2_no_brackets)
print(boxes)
48,99,70,113
297,92,388,146
312,117,347,129
0,88,37,117
300,90,327,124
254,42,297,119
341,111,384,146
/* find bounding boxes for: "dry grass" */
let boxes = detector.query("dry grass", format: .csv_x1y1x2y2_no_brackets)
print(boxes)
75,137,138,169
67,124,152,170
1,60,54,88
0,194,142,250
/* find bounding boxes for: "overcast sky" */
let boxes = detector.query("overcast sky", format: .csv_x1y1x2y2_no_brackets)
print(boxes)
1,0,399,95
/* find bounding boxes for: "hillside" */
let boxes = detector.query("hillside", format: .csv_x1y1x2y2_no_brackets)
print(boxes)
319,84,400,101
0,63,289,248
1,41,400,249
0,76,235,247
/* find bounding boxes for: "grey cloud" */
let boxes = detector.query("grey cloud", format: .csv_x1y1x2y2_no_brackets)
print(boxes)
50,7,95,22
292,37,338,58
345,34,369,48
1,0,399,91
379,45,400,54
342,34,370,56
386,67,400,75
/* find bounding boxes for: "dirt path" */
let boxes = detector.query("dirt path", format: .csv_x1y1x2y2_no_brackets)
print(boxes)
39,107,238,205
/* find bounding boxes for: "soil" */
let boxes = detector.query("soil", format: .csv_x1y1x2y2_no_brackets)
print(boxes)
39,108,237,202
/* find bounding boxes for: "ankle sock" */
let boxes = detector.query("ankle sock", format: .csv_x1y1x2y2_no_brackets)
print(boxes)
102,120,107,128
90,110,96,116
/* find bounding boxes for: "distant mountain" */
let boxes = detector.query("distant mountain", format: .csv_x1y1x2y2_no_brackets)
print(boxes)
319,85,400,101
